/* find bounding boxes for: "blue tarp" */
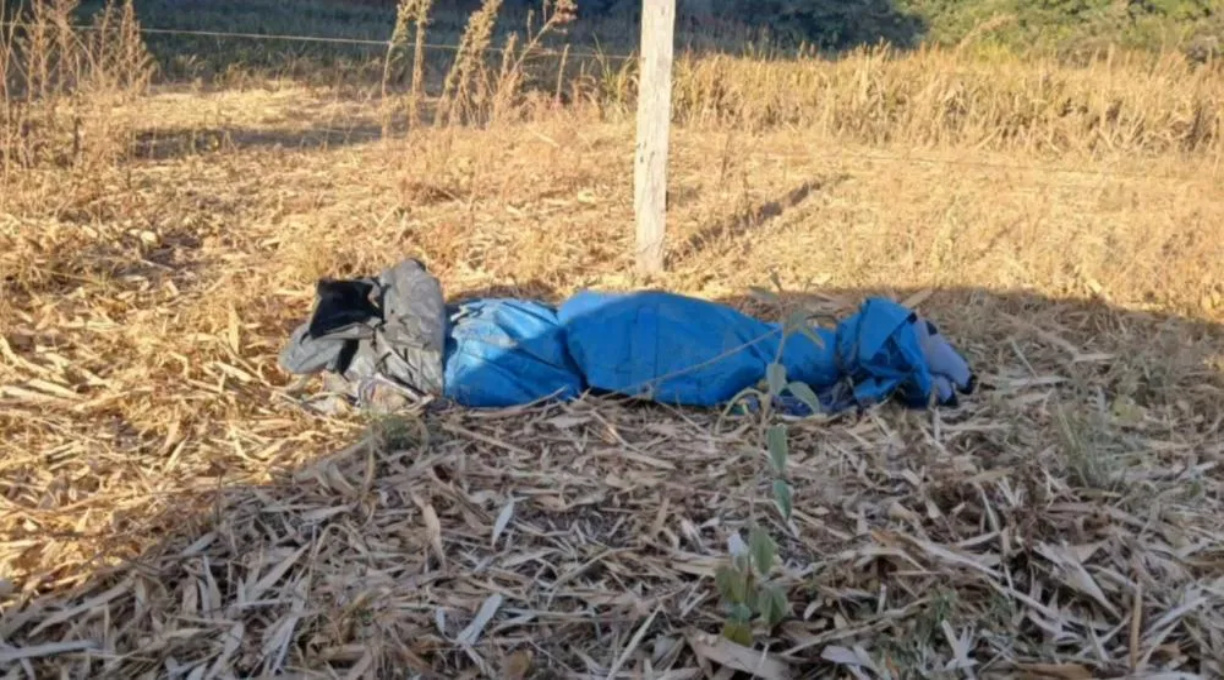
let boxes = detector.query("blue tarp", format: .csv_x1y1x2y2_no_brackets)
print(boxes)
443,299,584,408
442,289,973,413
279,259,974,414
559,290,838,407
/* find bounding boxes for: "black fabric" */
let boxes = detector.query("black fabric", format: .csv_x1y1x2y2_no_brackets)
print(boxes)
279,258,447,398
308,278,380,338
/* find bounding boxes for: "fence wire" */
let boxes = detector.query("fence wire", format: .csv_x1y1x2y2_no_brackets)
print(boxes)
2,21,1215,183
0,20,637,61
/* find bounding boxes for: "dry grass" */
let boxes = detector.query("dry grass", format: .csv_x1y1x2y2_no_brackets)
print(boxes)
2,4,1224,678
1,0,153,173
668,46,1224,157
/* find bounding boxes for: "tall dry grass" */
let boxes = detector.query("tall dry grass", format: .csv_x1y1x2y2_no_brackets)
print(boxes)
0,0,153,176
381,0,434,133
373,0,590,130
422,0,576,128
667,45,1223,156
3,0,1214,167
369,0,1222,161
435,0,504,127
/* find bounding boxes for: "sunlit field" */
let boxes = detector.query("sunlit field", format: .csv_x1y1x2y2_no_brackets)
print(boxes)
2,0,1222,677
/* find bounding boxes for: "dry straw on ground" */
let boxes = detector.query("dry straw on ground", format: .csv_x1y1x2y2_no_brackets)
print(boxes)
6,384,1224,678
2,2,1224,678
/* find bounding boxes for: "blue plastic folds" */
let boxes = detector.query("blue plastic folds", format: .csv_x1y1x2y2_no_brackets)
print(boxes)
442,289,974,413
558,290,838,408
443,299,584,408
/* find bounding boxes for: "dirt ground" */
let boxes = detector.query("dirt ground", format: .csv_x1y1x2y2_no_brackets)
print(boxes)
2,83,1223,677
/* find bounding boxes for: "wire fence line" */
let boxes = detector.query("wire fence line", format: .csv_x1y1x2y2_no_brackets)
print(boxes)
0,20,638,61
2,24,1213,183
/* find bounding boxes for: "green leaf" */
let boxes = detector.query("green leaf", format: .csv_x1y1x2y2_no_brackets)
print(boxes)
728,602,753,623
734,552,750,574
720,387,765,420
786,381,822,415
715,565,748,604
721,620,754,646
766,363,787,396
756,587,779,627
767,425,788,474
757,585,790,628
748,526,776,575
714,565,737,602
773,479,793,521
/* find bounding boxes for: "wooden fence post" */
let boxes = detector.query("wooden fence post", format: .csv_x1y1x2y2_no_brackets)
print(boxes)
634,0,675,275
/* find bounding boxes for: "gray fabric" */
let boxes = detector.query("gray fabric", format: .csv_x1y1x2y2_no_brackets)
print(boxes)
916,319,975,403
279,258,447,399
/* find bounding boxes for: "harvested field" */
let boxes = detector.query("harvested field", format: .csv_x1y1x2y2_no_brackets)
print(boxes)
2,7,1224,677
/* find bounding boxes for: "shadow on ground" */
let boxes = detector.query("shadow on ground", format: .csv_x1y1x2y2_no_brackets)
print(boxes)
0,216,210,303
131,123,385,161
3,279,1221,677
668,175,850,266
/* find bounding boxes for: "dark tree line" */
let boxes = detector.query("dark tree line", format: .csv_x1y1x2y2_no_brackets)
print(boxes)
538,0,1218,50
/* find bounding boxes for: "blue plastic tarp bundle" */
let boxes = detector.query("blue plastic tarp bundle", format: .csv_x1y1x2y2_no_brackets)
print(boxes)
279,258,973,415
441,289,974,414
442,299,585,408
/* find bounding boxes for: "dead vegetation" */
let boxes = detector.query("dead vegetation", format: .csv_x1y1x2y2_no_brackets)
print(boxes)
1,0,153,173
1,1,1223,677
